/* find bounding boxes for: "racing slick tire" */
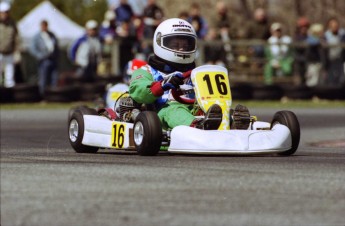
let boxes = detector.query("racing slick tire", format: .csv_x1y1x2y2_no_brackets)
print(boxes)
68,110,99,153
252,84,284,100
68,105,97,122
133,111,163,156
13,84,41,102
44,85,80,102
271,111,300,156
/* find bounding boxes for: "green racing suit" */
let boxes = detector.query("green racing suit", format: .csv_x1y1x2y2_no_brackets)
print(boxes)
129,65,195,130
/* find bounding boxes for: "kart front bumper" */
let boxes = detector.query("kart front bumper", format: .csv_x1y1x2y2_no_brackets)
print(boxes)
168,122,291,155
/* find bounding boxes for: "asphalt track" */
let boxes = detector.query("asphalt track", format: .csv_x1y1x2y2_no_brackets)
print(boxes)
1,107,345,226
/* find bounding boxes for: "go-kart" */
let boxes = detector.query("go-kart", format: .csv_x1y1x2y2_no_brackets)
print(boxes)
68,65,300,156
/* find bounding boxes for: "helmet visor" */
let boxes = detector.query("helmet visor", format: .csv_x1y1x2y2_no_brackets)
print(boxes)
162,34,197,53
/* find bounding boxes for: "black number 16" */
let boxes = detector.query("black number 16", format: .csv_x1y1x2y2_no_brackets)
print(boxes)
202,74,228,95
112,124,124,148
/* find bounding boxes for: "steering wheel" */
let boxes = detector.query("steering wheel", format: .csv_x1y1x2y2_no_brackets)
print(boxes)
171,70,196,104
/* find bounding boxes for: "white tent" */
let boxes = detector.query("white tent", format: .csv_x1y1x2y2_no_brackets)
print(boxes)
18,1,85,47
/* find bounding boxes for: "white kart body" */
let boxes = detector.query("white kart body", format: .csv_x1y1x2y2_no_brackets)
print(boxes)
168,122,291,155
80,116,293,155
82,115,135,149
165,65,293,154
76,65,297,155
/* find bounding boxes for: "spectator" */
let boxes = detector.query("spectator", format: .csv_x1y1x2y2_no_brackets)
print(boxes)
139,0,164,60
30,20,59,96
209,1,237,40
69,20,102,83
305,23,325,87
115,0,134,25
323,17,345,85
264,23,293,84
0,2,19,88
209,1,235,64
98,10,117,76
204,28,226,66
178,11,189,21
294,17,310,85
116,20,138,74
99,10,117,44
246,8,271,59
187,3,208,39
142,0,164,39
246,8,271,41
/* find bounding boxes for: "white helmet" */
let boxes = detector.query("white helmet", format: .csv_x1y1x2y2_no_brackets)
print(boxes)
153,18,197,64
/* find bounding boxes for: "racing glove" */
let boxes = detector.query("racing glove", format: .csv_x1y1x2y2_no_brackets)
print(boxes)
161,72,184,91
150,72,184,96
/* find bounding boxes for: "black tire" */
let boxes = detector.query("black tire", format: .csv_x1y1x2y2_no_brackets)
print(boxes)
312,85,345,100
0,87,14,103
67,105,97,122
271,111,300,156
44,85,80,102
68,110,99,153
231,83,253,100
79,82,106,101
133,111,163,156
252,84,284,100
13,84,41,102
281,84,313,100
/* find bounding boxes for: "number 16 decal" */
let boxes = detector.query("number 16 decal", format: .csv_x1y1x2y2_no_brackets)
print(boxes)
202,74,228,95
112,123,125,148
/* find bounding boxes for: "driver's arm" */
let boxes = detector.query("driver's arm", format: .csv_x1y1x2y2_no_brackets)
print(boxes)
129,68,162,104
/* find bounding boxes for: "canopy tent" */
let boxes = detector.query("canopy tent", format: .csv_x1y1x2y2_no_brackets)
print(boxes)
18,1,85,47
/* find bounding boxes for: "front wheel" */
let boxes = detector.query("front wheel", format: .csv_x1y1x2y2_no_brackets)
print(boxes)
271,111,300,156
133,111,162,156
68,110,99,153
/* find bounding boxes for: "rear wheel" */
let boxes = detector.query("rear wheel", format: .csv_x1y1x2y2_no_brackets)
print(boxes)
133,111,162,156
68,105,97,122
271,111,300,156
68,110,99,153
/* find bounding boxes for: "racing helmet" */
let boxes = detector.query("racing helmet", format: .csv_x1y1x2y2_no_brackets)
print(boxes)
153,18,197,64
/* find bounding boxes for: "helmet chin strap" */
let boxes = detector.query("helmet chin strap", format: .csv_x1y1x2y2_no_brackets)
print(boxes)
148,55,195,73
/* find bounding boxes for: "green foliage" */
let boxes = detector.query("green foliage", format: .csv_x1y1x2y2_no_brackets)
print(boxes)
11,0,108,26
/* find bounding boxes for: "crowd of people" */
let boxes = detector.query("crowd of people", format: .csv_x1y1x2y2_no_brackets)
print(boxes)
1,0,345,98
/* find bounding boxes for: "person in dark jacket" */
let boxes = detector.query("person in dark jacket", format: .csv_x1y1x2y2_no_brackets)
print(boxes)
115,0,134,25
142,0,164,39
246,8,271,59
293,17,310,85
30,20,59,95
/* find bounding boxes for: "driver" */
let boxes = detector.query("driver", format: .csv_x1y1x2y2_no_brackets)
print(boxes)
129,18,222,130
129,18,251,130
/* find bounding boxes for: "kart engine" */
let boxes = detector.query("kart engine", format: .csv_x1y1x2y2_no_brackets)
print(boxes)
118,96,141,122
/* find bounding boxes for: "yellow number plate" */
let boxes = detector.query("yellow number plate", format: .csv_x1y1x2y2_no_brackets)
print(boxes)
192,70,232,130
194,71,231,100
111,122,126,148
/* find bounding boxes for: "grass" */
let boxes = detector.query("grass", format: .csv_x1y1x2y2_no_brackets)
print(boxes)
233,98,345,108
0,101,95,110
1,99,345,110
